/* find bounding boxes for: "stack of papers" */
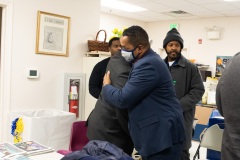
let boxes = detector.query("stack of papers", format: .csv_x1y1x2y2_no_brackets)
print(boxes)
0,141,54,160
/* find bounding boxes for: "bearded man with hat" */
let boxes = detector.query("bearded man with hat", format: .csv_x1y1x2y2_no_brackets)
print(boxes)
163,28,205,160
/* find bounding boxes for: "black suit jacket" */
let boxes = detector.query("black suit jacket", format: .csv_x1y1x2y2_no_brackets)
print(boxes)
86,52,133,155
89,57,110,99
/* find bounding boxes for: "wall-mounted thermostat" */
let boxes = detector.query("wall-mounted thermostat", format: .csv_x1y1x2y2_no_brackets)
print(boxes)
27,69,39,79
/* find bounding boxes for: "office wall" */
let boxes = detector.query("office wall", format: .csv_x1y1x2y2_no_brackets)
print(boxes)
147,17,240,76
101,14,240,76
100,13,147,41
8,0,100,112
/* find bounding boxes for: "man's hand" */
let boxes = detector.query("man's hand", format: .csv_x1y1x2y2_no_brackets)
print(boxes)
103,71,111,86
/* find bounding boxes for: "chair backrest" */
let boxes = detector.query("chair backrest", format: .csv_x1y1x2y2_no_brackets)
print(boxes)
69,121,89,151
193,118,198,129
200,124,223,152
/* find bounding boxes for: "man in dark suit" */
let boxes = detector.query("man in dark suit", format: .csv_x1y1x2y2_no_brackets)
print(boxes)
216,52,240,160
102,25,185,160
87,51,134,155
88,37,121,99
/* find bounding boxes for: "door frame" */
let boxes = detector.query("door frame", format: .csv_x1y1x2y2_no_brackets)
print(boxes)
0,0,13,142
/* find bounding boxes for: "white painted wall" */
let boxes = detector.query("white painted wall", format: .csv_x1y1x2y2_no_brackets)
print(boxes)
100,14,240,76
10,0,100,111
1,0,100,141
100,13,147,41
147,17,240,76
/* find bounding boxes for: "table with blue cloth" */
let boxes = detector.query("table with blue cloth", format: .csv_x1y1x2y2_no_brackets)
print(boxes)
207,109,225,160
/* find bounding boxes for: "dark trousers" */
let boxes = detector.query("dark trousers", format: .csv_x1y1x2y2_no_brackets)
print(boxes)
181,150,190,160
142,142,183,160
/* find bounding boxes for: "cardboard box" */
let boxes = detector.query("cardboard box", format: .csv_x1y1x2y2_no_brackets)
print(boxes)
193,106,215,141
195,106,214,125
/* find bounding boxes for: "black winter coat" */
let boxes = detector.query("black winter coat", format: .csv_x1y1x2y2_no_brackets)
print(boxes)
87,53,133,155
164,55,205,150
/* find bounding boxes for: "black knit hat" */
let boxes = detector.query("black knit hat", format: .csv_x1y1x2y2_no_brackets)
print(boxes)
163,28,184,49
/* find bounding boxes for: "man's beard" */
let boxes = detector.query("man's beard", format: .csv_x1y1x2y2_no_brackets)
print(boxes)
166,50,181,61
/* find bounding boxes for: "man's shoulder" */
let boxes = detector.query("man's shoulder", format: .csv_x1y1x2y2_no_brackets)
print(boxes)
137,52,166,70
91,57,110,72
99,57,111,63
143,49,161,61
95,57,110,66
179,56,197,68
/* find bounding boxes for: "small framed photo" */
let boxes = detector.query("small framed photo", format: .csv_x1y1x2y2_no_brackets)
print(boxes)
35,11,71,56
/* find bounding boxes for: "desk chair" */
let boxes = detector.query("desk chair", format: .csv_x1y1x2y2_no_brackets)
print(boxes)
193,124,224,160
58,121,89,155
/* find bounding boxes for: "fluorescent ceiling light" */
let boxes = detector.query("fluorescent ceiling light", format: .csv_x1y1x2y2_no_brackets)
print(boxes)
101,0,147,12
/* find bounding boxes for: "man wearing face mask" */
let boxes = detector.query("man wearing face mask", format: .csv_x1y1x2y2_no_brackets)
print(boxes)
102,25,185,160
163,28,205,160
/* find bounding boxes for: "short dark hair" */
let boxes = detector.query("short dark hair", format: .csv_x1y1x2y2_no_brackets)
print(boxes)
122,25,149,47
109,37,120,47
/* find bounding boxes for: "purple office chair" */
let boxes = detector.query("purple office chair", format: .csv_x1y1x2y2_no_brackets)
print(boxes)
58,121,89,155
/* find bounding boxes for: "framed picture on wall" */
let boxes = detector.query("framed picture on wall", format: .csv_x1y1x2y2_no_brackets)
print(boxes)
35,11,71,56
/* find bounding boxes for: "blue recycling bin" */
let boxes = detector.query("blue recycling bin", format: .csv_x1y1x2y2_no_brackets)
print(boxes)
206,110,225,160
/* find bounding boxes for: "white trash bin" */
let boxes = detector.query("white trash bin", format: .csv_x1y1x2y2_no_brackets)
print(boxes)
9,109,76,150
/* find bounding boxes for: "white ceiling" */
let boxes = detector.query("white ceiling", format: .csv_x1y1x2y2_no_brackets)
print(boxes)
101,0,240,22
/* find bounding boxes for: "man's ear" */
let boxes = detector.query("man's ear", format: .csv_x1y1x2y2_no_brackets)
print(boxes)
138,45,143,51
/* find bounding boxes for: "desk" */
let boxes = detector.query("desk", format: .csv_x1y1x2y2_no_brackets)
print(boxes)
30,152,64,160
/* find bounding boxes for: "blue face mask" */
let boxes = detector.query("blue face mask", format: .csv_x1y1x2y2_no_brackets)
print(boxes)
121,46,138,63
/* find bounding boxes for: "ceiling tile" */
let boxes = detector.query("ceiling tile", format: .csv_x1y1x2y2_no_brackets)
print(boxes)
101,0,240,22
137,1,175,11
201,2,239,11
220,9,240,16
186,0,225,5
150,0,194,7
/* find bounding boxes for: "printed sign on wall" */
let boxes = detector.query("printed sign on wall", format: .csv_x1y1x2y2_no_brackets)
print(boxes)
216,56,232,77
